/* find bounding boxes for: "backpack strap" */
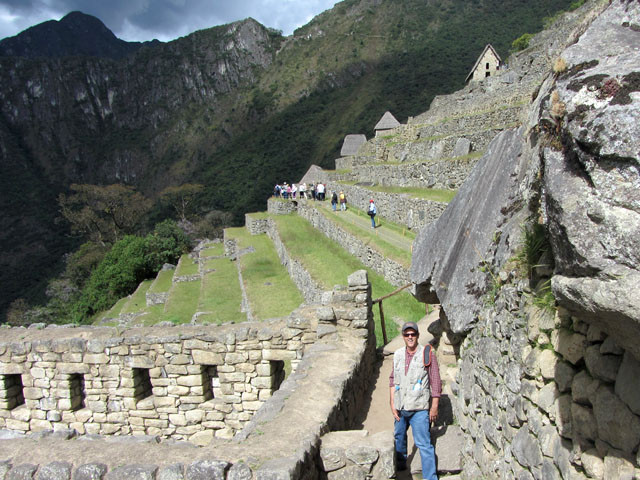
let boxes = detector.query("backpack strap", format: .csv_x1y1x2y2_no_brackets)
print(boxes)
423,344,432,368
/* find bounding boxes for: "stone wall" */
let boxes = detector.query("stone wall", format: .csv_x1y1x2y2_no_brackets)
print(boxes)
348,158,475,190
244,214,269,235
0,272,384,479
267,197,298,215
0,321,309,442
264,217,325,304
318,430,394,479
454,286,640,480
296,202,409,287
326,181,447,231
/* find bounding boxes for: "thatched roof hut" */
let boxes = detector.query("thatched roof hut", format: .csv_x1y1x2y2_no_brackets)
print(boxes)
340,134,367,156
374,111,400,136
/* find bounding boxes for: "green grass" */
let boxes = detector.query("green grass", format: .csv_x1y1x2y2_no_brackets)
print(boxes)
99,296,129,321
365,185,457,203
120,280,153,314
201,243,224,258
272,214,424,346
162,280,202,324
175,254,199,276
247,212,271,220
196,257,244,324
345,204,417,240
317,207,411,267
149,269,174,293
226,227,304,320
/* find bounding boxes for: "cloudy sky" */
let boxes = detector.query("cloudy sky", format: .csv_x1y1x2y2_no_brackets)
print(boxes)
0,0,341,42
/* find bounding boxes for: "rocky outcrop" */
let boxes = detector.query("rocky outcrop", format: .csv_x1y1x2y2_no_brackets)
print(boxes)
409,1,640,478
543,0,640,360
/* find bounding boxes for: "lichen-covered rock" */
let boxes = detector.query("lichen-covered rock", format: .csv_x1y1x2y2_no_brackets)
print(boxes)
545,0,640,360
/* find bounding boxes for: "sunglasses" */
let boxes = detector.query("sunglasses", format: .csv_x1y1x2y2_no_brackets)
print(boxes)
403,332,417,337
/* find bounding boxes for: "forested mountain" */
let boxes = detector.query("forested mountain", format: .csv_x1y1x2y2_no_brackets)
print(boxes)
0,0,575,319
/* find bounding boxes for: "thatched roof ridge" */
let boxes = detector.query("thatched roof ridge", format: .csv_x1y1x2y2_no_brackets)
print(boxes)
298,164,329,185
465,44,502,83
374,111,400,131
340,134,367,156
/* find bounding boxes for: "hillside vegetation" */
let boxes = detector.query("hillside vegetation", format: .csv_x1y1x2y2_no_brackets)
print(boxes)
0,0,576,320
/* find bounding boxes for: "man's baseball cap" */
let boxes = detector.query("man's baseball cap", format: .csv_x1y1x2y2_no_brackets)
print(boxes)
401,322,419,334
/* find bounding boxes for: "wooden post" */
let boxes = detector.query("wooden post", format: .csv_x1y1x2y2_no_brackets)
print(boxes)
378,301,388,345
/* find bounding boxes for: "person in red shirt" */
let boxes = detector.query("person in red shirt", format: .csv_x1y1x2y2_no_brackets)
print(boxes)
389,321,441,479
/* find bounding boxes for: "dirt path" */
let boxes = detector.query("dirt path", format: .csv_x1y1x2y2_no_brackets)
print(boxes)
315,200,415,251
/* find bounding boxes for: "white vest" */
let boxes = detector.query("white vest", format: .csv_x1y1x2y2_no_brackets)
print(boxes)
393,345,430,411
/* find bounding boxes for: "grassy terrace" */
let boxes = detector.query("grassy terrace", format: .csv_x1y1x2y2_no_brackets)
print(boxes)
120,280,153,314
225,227,303,320
148,269,174,293
272,214,425,346
175,254,199,276
316,206,412,267
201,243,224,258
197,257,244,324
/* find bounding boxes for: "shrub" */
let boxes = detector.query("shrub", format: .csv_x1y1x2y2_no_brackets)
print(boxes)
145,220,192,271
71,220,191,323
73,235,151,321
569,0,586,11
553,57,567,74
511,33,533,52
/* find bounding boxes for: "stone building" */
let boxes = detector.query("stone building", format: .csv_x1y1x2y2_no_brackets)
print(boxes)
340,134,367,156
374,111,400,137
465,44,502,83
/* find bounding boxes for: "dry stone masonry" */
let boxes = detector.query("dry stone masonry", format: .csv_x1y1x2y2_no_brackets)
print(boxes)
0,271,382,479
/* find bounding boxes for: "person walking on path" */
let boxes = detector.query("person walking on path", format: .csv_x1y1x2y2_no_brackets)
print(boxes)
339,191,347,211
390,322,441,480
331,191,338,211
368,199,377,228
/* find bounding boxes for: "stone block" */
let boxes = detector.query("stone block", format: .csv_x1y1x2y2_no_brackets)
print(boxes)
572,370,600,406
7,464,38,480
185,460,229,480
551,329,586,365
581,449,604,479
615,351,640,416
191,351,223,365
225,353,247,365
227,463,252,480
176,375,204,387
104,465,157,480
5,418,29,431
593,385,640,453
538,349,558,380
36,461,72,480
83,354,109,365
584,345,621,383
73,463,109,480
571,402,597,441
156,464,184,480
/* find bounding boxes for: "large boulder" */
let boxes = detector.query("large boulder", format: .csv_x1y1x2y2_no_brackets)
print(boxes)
410,126,533,332
543,0,640,359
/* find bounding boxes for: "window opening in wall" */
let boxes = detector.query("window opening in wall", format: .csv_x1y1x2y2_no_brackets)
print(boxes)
0,374,25,410
486,62,490,69
132,368,153,401
486,72,491,77
203,365,219,400
68,374,86,411
269,360,286,393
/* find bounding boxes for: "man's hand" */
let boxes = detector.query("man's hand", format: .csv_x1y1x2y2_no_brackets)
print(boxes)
390,386,400,421
429,397,439,424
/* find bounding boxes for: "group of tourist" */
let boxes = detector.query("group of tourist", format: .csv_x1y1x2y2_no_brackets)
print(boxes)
273,182,326,200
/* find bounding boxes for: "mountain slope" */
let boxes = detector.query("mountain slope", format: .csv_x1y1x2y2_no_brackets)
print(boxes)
0,0,576,319
0,11,157,59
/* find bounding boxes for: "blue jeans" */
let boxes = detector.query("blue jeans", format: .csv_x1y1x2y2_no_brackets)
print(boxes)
394,409,437,480
370,214,376,228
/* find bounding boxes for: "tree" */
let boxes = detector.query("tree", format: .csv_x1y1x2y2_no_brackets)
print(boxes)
59,184,152,245
159,183,204,222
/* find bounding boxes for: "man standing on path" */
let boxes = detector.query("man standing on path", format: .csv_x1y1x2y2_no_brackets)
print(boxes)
368,199,377,228
390,322,441,480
